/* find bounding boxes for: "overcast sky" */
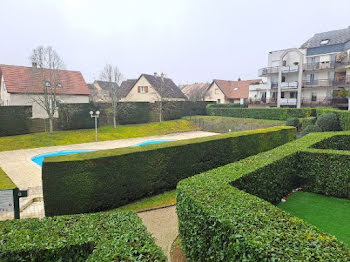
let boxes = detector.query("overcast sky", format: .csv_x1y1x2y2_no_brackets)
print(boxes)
1,0,350,85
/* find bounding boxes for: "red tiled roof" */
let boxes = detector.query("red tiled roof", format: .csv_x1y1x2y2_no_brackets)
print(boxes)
0,64,90,95
214,79,261,99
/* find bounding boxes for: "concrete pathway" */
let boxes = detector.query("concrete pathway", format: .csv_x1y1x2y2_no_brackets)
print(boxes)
138,205,178,260
0,131,217,190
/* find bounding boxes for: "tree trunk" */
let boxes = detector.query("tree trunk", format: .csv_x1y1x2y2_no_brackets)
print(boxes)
113,104,117,128
49,118,53,133
348,98,350,111
159,101,162,122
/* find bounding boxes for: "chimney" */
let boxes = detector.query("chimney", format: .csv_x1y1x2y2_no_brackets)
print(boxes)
32,62,37,68
238,77,241,81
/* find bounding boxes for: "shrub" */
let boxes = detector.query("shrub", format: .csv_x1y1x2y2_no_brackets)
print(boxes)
0,210,166,261
301,124,322,136
207,105,314,120
299,117,316,130
207,103,248,108
42,126,295,216
316,113,341,131
316,108,350,131
177,132,350,261
286,117,299,128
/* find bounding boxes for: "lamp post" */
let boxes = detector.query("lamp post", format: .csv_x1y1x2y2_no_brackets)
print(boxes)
89,110,100,142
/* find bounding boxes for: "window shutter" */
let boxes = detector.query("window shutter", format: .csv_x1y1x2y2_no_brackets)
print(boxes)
138,86,140,93
145,86,148,93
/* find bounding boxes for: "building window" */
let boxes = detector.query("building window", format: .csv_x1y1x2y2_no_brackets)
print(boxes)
233,87,238,91
281,92,285,98
215,88,219,94
138,86,148,93
320,39,329,45
290,92,297,98
56,82,62,88
217,99,221,104
45,81,51,87
282,76,286,82
311,93,317,102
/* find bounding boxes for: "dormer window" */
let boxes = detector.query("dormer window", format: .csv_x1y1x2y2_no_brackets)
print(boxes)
45,81,51,87
56,82,62,88
320,39,329,45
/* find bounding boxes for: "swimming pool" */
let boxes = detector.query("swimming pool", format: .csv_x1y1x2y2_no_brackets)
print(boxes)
132,139,175,147
31,150,95,167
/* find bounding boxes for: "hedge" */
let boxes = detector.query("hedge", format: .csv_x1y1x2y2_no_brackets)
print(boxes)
299,116,316,130
0,168,16,190
177,131,350,261
0,106,32,136
206,103,248,108
0,210,166,261
207,105,315,120
42,126,295,216
316,108,350,130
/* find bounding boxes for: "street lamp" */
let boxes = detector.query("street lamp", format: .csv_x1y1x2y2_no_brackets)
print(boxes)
89,110,100,142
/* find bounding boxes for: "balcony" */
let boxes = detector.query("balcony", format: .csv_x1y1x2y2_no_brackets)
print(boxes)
304,61,335,71
258,67,279,76
281,81,298,89
303,79,332,88
333,76,350,86
271,82,278,88
249,83,269,91
280,98,297,106
281,65,299,73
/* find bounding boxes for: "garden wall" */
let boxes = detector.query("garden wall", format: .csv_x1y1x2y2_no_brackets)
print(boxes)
0,210,165,261
42,126,295,216
177,131,350,261
207,105,315,120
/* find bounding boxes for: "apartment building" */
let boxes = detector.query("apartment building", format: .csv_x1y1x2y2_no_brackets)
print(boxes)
255,26,350,108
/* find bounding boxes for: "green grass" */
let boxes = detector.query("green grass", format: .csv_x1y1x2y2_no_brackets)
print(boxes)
0,168,16,190
119,190,176,212
279,191,350,246
185,115,285,133
0,120,198,152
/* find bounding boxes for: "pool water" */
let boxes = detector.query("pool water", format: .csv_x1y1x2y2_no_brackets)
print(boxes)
132,139,175,147
31,150,95,167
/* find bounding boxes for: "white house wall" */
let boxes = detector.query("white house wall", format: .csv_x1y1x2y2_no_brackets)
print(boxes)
7,93,89,118
204,83,225,103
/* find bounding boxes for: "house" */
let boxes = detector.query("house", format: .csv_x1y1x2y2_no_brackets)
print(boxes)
88,80,119,102
181,82,210,101
0,64,90,118
258,26,350,108
121,73,186,102
205,79,262,104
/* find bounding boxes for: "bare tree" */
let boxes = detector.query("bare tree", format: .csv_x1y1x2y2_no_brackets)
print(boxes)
100,64,123,128
154,72,165,122
29,46,64,133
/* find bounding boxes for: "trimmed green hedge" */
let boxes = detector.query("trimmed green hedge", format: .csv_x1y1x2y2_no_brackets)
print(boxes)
0,210,165,261
0,106,32,137
0,168,16,190
316,108,350,130
299,116,316,130
177,132,350,261
207,103,248,108
207,105,315,120
42,126,295,216
312,135,350,150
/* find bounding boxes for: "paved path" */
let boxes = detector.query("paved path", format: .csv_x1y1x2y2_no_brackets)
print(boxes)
138,205,178,260
0,131,217,190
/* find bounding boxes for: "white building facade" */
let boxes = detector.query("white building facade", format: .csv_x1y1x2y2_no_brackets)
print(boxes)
255,26,350,108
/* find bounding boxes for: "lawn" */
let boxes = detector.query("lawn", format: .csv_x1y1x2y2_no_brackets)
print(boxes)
185,115,285,133
0,168,16,190
0,120,198,152
119,190,176,212
278,191,350,246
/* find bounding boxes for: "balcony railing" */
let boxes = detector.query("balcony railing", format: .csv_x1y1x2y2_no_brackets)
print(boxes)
258,67,279,76
281,65,299,73
280,98,297,105
333,76,350,85
271,82,278,88
303,79,332,87
281,81,298,89
304,61,335,71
